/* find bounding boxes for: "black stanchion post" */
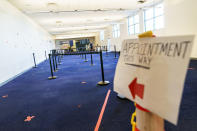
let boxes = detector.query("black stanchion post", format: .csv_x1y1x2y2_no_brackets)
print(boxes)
54,54,58,70
106,46,108,56
52,54,56,72
90,51,94,66
114,45,117,59
33,53,37,68
91,52,94,66
97,50,110,86
48,54,57,79
58,54,61,65
84,52,88,62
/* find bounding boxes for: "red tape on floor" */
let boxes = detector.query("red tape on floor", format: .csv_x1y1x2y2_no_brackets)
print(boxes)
94,89,111,131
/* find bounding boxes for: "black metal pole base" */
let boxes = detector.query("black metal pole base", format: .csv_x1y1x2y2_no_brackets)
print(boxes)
97,81,110,86
48,76,57,80
117,94,126,100
54,69,58,72
33,66,37,68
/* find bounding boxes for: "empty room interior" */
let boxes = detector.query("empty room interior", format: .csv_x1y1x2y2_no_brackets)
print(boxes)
0,0,197,131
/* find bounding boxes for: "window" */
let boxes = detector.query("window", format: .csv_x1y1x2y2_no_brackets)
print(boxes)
112,24,120,38
144,3,164,31
100,31,104,41
128,14,140,35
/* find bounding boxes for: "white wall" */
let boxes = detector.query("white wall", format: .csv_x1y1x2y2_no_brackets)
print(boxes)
155,0,197,58
0,0,55,85
100,19,138,51
94,32,101,46
100,0,197,58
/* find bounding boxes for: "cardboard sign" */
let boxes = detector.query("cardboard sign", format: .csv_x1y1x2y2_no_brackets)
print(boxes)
114,35,194,124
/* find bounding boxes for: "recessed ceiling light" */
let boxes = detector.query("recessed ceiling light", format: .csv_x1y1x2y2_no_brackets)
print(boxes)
104,18,110,21
86,19,93,22
25,4,31,7
137,0,146,4
47,2,58,10
56,21,62,24
47,2,57,6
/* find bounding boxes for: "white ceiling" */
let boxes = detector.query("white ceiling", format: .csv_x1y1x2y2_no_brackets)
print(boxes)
8,0,159,39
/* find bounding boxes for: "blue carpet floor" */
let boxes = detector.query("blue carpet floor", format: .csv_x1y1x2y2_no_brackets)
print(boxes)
0,53,196,131
165,60,197,131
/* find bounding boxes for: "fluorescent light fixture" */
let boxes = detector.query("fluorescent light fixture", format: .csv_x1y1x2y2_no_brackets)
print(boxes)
55,33,97,39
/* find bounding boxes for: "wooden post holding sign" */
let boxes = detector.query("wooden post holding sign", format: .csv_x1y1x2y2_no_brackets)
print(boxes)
114,35,195,130
133,31,164,131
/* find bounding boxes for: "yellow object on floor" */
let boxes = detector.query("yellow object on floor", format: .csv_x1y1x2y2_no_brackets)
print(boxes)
131,110,137,131
131,103,137,131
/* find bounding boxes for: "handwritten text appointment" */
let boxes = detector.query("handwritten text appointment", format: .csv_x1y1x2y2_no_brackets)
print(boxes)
122,41,192,68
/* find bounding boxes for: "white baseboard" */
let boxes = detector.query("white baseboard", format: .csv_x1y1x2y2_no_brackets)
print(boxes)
0,59,46,87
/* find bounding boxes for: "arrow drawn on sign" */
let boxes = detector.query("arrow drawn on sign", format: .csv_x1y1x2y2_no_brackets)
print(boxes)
129,78,145,99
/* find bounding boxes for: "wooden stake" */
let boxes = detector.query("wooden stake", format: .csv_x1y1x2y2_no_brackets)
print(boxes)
136,108,164,131
135,31,164,131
